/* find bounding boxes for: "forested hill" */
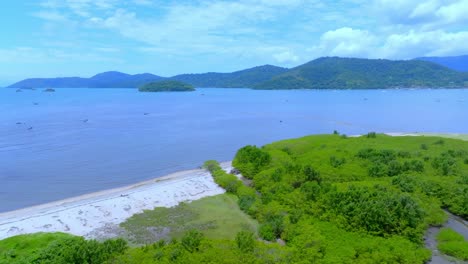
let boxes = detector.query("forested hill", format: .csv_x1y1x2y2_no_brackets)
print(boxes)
254,57,468,89
170,65,288,88
8,65,288,89
415,55,468,72
8,71,164,88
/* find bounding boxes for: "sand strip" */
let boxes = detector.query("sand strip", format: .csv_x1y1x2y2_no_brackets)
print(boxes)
0,162,233,240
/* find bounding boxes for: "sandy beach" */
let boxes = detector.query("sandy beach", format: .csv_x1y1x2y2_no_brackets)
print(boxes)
0,162,233,240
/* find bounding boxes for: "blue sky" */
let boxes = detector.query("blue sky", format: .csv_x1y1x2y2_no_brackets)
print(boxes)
1,0,468,85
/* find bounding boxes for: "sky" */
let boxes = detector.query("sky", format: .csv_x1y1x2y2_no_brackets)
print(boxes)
1,0,468,85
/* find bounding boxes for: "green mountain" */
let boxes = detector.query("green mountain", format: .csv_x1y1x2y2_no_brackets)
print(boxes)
139,80,195,92
170,65,288,88
8,65,287,89
254,57,468,89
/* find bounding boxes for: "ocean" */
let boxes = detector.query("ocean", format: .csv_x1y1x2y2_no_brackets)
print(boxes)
0,88,467,212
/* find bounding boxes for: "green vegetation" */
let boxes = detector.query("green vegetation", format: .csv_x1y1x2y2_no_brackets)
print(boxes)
0,233,127,264
254,57,468,89
110,234,289,263
138,80,195,92
226,134,468,263
436,228,468,260
120,194,258,245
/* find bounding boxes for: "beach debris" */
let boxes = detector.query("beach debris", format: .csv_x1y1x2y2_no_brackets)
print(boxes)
280,120,283,123
16,122,23,125
143,113,149,115
82,119,89,123
27,126,33,130
120,194,129,197
16,89,22,92
43,88,55,92
33,102,39,105
230,168,240,175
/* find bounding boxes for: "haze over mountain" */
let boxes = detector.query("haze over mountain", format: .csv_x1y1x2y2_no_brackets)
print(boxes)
9,72,164,89
8,57,468,90
415,55,468,72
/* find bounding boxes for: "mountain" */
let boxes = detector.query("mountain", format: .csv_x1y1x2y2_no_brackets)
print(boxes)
170,65,289,88
415,55,468,72
8,58,468,89
8,71,164,88
254,57,468,90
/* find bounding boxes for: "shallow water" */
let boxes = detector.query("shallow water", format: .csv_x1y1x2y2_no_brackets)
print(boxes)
1,88,467,212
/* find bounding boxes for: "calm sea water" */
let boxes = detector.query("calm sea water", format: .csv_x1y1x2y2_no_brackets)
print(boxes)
0,88,467,212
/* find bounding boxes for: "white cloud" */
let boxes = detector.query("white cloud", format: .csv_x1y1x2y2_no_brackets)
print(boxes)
381,30,468,58
310,27,378,58
273,51,299,63
373,0,468,27
32,11,68,22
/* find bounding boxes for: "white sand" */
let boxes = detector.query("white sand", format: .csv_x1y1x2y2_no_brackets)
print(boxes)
0,162,233,240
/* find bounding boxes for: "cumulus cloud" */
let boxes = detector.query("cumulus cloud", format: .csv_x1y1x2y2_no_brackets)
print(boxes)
29,0,468,70
310,27,378,58
273,51,299,63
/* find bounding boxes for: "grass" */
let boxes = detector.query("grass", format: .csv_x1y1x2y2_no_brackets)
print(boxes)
120,194,258,245
436,228,468,261
0,232,75,264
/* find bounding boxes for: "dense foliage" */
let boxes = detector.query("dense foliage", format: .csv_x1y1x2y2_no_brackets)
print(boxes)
254,57,468,89
0,233,127,264
228,134,468,262
171,65,288,88
138,80,195,92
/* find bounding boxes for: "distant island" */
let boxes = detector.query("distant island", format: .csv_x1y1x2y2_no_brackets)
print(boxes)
7,56,468,90
138,80,195,92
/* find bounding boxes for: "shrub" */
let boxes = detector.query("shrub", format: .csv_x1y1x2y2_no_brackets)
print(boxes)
259,224,276,241
420,144,428,150
303,165,321,183
437,228,468,260
181,230,203,253
235,231,255,253
368,162,387,177
366,132,377,138
392,175,417,193
233,145,271,179
330,156,346,168
203,160,221,173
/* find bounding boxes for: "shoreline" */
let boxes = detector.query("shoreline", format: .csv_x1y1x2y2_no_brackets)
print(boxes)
0,161,233,240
